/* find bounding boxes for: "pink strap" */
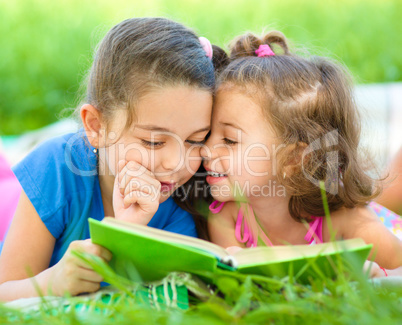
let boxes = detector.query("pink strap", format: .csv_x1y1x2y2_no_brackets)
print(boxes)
209,200,274,247
304,216,323,244
247,205,273,246
209,200,225,213
236,205,273,247
235,207,251,244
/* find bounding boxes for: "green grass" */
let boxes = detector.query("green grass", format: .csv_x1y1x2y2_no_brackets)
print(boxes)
1,253,401,324
0,0,401,135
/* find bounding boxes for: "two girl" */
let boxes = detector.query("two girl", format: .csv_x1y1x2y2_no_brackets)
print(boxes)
204,31,402,276
1,17,400,302
0,17,220,301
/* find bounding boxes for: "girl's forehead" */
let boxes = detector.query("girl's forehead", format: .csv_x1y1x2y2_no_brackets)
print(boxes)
213,88,277,139
137,86,211,120
214,88,264,121
110,86,212,136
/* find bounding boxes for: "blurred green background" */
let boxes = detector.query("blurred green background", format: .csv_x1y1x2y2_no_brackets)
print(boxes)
1,0,401,135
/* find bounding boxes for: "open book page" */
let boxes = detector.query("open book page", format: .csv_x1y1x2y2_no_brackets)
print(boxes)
102,217,229,260
232,238,371,266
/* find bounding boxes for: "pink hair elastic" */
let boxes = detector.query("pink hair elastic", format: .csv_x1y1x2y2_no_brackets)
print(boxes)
255,44,275,57
199,37,213,59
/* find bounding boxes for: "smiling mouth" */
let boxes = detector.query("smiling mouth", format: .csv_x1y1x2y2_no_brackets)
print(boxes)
206,171,228,177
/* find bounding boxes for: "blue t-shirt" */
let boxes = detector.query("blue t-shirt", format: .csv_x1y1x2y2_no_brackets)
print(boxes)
10,131,197,267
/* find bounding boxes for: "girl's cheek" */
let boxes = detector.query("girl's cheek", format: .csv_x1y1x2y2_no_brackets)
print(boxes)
185,155,202,176
121,144,151,166
243,146,271,176
182,146,201,174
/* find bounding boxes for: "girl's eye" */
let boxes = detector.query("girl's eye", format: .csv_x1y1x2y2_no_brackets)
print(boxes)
223,138,237,145
141,139,165,148
186,139,206,146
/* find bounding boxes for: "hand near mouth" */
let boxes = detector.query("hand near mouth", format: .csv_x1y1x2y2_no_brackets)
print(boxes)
112,160,161,225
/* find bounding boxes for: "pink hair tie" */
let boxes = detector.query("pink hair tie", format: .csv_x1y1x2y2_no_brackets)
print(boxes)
255,44,275,57
199,37,213,59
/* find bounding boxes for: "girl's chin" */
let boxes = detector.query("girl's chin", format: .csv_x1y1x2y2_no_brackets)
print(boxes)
209,188,235,202
159,193,172,203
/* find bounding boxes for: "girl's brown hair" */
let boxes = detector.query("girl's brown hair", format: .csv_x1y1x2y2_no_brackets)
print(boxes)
217,31,380,222
81,17,227,238
86,17,222,125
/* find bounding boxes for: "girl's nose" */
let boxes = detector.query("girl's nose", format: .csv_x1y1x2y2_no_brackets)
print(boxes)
161,147,184,172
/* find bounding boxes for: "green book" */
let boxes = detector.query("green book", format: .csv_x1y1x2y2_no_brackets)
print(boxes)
89,217,372,284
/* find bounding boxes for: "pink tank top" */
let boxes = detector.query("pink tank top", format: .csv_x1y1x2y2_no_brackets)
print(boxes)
209,200,323,247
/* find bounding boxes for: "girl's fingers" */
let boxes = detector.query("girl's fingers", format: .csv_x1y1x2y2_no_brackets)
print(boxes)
117,160,126,176
123,176,161,198
84,241,113,262
118,160,157,195
70,240,112,263
76,267,104,283
123,191,160,211
72,278,101,295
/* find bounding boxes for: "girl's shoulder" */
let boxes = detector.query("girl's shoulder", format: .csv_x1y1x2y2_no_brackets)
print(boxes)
327,204,382,239
13,130,97,177
12,131,100,220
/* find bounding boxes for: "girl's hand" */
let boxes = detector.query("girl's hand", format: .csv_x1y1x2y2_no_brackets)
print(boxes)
113,160,161,225
47,239,112,296
363,260,387,278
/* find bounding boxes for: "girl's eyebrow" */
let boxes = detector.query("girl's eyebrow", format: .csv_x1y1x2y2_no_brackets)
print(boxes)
192,126,211,134
136,125,210,134
219,122,247,134
136,125,172,132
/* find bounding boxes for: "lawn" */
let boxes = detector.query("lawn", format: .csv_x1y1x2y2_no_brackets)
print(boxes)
2,259,402,325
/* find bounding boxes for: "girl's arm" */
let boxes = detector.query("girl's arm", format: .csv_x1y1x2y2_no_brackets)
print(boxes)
208,202,244,249
0,190,111,302
334,206,402,270
0,190,55,300
376,147,402,214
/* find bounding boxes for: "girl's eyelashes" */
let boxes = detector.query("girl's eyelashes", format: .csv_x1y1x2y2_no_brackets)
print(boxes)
141,139,165,148
186,139,206,146
223,137,238,145
141,139,206,148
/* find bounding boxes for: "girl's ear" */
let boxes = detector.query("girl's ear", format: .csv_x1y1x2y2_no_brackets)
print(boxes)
282,142,308,178
80,104,104,148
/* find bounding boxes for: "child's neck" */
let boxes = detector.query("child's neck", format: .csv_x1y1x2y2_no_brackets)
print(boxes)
247,195,308,245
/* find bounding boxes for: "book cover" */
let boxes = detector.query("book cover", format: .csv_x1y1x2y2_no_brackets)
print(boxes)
89,218,372,284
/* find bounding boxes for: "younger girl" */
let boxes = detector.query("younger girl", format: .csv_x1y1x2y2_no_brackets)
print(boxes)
0,17,220,301
203,31,402,277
